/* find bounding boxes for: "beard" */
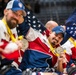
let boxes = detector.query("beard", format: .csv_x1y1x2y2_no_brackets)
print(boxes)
6,17,18,29
51,38,58,47
51,42,56,47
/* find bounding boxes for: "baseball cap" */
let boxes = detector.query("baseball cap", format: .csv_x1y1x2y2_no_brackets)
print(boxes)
6,0,26,16
52,26,65,37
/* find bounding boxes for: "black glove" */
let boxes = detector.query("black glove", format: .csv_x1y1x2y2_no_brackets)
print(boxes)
0,58,13,69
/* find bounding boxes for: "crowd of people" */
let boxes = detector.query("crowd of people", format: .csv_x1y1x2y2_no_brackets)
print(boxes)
0,0,76,75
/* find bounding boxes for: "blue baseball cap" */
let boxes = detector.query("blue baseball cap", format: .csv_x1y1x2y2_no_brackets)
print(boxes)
52,26,65,37
6,0,26,16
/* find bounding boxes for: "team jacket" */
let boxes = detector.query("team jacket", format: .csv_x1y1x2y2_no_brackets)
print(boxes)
0,20,23,66
19,22,58,71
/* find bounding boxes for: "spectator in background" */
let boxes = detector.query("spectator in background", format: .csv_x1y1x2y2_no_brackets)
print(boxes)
45,20,58,32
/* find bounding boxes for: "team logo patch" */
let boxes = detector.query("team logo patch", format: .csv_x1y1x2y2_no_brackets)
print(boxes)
18,3,22,8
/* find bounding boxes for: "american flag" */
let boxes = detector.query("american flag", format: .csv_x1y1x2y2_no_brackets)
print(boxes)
17,6,46,36
65,9,76,39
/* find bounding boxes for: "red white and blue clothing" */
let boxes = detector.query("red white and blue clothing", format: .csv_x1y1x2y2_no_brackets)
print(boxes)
0,20,23,67
18,21,58,71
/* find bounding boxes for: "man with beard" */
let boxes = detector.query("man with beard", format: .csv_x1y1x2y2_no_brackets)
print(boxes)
0,0,26,74
18,15,67,75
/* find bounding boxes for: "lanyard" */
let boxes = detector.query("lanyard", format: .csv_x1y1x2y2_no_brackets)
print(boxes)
2,18,23,42
48,40,66,57
69,37,76,47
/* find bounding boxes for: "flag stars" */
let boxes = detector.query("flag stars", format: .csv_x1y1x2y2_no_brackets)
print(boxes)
73,23,76,25
17,30,20,33
39,29,42,32
33,25,36,27
17,7,45,36
28,20,31,22
32,16,35,19
75,31,76,33
28,16,30,18
17,25,19,27
73,34,75,36
73,32,76,36
38,24,41,27
28,23,31,26
27,11,30,15
71,27,73,29
70,31,73,34
66,25,76,39
33,21,36,24
67,27,69,30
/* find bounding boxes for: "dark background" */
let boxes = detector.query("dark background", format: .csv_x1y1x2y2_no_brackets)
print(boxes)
0,0,76,25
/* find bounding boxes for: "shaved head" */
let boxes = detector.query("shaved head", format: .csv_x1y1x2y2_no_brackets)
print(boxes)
45,20,58,32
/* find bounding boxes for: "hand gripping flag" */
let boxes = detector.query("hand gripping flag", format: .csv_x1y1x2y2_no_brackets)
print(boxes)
17,5,46,36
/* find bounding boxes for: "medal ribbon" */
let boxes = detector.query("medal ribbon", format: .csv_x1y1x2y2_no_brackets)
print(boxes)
48,40,66,57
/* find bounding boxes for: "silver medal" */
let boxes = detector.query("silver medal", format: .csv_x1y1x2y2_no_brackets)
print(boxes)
55,46,65,54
